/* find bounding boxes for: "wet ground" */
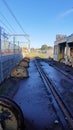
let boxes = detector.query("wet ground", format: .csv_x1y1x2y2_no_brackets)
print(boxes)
13,59,62,130
40,60,73,116
0,58,73,130
0,78,19,98
46,59,73,76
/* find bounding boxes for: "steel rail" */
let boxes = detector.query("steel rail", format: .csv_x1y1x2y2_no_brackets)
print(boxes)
47,60,73,80
35,59,73,130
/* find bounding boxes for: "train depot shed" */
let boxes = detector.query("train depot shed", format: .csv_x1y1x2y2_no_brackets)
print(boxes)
54,34,73,67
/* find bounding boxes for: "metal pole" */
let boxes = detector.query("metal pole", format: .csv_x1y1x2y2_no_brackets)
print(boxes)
65,43,69,64
0,27,1,57
18,41,19,53
13,36,15,54
28,40,30,53
0,27,3,83
13,36,15,66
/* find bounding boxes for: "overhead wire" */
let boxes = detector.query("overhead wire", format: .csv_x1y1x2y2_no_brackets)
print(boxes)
0,18,13,34
0,11,16,33
2,0,27,35
1,0,30,49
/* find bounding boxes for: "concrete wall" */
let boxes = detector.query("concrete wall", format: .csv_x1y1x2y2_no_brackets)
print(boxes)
0,53,23,84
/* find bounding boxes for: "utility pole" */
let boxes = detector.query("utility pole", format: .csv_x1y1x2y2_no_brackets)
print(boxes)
28,39,30,53
13,36,15,54
0,27,1,57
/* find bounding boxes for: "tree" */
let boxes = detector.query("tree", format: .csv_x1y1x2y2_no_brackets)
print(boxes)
41,44,49,50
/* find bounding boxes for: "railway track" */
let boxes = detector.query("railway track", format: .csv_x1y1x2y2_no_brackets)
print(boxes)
47,62,73,80
35,58,73,130
43,59,73,80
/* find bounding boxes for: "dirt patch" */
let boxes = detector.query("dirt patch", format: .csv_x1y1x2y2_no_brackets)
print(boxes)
0,78,19,98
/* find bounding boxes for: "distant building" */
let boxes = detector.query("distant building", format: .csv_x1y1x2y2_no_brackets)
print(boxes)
54,34,73,67
56,34,66,41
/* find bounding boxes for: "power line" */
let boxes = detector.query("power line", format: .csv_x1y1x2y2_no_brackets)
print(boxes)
2,0,30,50
2,0,27,35
0,18,13,33
0,11,16,33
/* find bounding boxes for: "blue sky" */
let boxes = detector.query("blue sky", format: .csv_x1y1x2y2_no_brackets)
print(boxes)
0,0,73,48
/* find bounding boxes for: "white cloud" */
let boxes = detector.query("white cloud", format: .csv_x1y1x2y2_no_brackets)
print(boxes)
57,8,73,20
61,8,73,17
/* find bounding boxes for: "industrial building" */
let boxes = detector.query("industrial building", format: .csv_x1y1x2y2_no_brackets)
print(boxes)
54,34,73,67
